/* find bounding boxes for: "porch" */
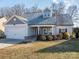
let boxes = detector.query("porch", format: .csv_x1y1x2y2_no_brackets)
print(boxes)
29,25,72,36
29,25,55,36
26,25,72,41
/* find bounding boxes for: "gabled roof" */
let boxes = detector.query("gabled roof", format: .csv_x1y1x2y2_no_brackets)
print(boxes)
28,14,73,26
56,14,73,26
28,15,56,25
25,12,42,20
43,8,51,12
6,15,28,24
6,13,73,26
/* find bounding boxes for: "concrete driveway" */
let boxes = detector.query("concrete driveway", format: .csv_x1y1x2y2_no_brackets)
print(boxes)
0,39,23,49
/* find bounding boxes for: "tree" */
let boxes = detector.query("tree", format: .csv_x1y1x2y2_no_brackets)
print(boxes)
0,8,5,17
0,4,26,19
51,2,65,14
67,5,78,19
11,4,25,16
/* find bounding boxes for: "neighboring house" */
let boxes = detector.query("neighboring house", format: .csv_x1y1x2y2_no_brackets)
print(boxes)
0,17,7,32
5,8,73,40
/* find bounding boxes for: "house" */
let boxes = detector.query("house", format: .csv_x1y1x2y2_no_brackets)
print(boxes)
0,17,7,32
5,8,73,40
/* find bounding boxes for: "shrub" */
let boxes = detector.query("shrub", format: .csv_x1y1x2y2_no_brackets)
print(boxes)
57,33,63,40
41,35,46,41
70,32,75,39
70,35,75,39
46,35,53,41
73,28,79,38
0,30,5,38
63,32,70,39
37,35,46,41
37,35,41,41
73,28,79,33
53,35,57,40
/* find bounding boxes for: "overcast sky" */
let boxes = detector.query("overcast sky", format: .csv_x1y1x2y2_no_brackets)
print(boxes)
0,0,78,8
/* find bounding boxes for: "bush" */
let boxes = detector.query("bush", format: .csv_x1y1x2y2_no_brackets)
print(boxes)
70,32,75,39
53,35,57,40
57,33,63,40
70,35,75,39
41,35,46,41
0,30,5,38
37,35,46,41
37,35,41,41
73,28,79,33
46,35,53,41
63,32,70,39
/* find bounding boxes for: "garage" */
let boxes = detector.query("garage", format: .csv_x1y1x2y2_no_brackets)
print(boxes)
5,25,27,40
5,15,28,40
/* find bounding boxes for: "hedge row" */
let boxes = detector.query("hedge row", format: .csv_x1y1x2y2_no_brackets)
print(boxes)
37,32,75,41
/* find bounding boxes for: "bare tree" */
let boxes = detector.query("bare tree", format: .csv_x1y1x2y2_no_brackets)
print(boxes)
67,5,78,18
51,2,65,14
0,4,26,19
0,8,5,17
11,4,25,16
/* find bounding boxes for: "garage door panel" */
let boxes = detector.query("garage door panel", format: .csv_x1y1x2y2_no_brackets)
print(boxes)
5,26,26,39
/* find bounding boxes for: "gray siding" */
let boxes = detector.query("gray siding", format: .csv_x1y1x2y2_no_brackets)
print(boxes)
6,17,25,25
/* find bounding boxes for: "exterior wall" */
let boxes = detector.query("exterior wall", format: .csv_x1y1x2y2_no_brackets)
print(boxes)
5,24,28,40
6,16,25,25
55,26,73,35
52,26,56,35
28,27,34,36
5,23,73,40
29,25,73,35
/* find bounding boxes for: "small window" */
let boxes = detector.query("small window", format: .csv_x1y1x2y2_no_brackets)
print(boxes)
14,18,16,21
65,29,67,32
48,14,50,16
59,29,61,33
13,23,15,25
44,14,46,17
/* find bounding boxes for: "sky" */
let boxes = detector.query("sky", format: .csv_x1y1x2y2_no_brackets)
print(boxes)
0,0,79,9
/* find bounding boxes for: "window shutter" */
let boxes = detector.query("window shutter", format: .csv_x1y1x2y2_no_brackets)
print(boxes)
59,29,61,33
65,29,67,32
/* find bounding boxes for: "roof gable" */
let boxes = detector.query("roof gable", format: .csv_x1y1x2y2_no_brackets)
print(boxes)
6,15,27,25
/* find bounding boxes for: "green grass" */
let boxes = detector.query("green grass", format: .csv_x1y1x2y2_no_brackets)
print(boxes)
0,39,79,59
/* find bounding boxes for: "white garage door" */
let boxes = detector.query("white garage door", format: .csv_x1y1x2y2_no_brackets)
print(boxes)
5,25,26,40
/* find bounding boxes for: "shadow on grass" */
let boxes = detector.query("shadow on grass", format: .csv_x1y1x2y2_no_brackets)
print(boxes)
36,39,79,53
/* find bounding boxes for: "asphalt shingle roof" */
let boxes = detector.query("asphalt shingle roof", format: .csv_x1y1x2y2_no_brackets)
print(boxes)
28,15,56,25
7,14,73,26
28,14,73,26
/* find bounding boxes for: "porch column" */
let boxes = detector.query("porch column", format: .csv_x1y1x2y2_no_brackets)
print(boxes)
52,26,54,35
52,26,56,35
37,26,40,35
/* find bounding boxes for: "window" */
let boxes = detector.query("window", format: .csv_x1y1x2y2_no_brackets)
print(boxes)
13,18,16,21
43,28,52,35
48,14,50,16
59,29,61,33
65,29,67,32
44,13,50,18
44,29,47,34
59,28,67,33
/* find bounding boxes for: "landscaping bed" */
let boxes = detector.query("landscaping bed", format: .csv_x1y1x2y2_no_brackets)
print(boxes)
37,32,74,41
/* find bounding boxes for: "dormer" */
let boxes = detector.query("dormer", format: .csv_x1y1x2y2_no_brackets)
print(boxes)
43,8,51,18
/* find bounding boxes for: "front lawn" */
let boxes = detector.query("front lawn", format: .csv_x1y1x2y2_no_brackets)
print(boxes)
0,39,79,59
